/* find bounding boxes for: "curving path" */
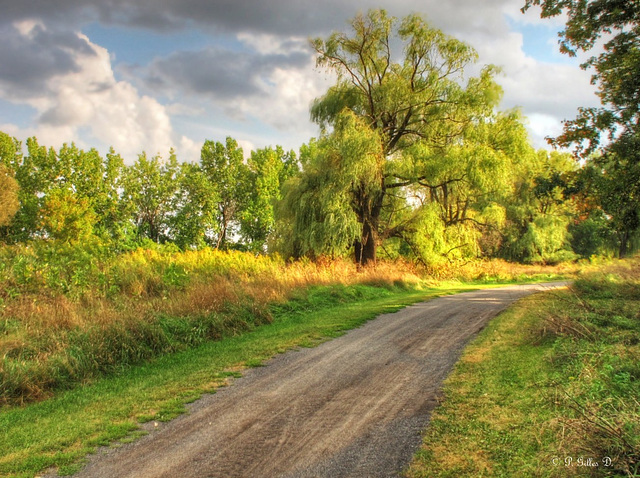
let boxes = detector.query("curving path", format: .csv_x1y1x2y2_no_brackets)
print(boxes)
71,282,566,478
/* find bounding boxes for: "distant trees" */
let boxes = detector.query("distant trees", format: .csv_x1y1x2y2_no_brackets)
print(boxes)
0,123,609,263
500,149,579,263
1,7,625,263
0,132,295,252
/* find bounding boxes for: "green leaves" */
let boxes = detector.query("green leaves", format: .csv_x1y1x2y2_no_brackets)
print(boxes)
200,137,247,249
0,166,19,228
297,9,545,264
122,150,181,244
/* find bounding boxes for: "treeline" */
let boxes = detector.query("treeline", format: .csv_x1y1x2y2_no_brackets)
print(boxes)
0,127,627,264
1,9,637,264
0,133,296,252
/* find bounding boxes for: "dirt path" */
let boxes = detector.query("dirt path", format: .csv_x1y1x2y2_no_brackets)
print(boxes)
71,283,566,478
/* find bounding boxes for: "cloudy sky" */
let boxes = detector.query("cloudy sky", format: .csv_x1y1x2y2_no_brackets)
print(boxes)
0,0,600,163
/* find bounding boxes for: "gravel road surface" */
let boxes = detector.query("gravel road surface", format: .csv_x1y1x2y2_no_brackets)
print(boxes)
71,282,566,478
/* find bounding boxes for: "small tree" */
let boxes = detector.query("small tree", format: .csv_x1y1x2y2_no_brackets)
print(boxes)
170,162,219,249
241,146,297,251
122,150,181,243
40,188,97,243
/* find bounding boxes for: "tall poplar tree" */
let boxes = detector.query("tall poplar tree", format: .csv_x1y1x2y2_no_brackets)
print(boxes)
200,137,248,249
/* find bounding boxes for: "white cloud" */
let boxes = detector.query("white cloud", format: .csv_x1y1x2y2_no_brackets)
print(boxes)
178,135,202,163
2,26,185,162
526,112,565,144
237,32,309,56
463,26,599,148
230,64,328,133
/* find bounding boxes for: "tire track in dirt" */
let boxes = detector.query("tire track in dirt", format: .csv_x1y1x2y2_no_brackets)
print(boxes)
70,282,566,478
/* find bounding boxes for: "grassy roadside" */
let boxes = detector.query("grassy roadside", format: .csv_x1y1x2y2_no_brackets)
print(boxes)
405,259,640,477
1,242,572,406
1,246,429,406
1,281,489,478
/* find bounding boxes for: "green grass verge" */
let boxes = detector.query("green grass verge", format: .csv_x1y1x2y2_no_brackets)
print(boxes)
405,269,640,477
0,281,487,478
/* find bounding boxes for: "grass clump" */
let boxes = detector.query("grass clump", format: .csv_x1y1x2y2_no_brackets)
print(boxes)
406,256,640,477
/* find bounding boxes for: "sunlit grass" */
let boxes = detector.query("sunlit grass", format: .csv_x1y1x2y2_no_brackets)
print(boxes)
0,242,578,406
406,256,640,477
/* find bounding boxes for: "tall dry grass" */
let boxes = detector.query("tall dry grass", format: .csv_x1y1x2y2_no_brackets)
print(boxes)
0,244,424,404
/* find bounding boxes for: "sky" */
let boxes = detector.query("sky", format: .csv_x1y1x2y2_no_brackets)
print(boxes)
0,0,601,163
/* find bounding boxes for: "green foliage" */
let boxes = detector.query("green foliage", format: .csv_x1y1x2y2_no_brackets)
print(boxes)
170,162,219,250
523,0,640,154
40,188,98,243
580,138,640,257
280,111,383,259
200,137,248,249
569,211,615,258
523,1,640,259
0,130,299,253
122,150,181,243
281,9,527,265
0,165,19,228
500,150,579,263
241,146,297,251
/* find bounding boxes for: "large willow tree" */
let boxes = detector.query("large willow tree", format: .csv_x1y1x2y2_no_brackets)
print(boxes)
283,9,520,264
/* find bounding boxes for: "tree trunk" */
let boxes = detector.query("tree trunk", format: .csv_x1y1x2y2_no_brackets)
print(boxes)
355,219,377,266
619,229,629,258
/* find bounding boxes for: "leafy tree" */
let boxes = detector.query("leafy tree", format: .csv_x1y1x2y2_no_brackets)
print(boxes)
280,112,382,259
580,140,640,257
285,10,510,264
39,187,97,242
523,1,640,256
54,144,117,242
95,148,128,242
200,137,248,249
122,150,181,243
399,111,532,263
170,162,219,249
523,0,640,153
0,136,70,241
500,150,578,263
241,146,297,251
0,133,21,232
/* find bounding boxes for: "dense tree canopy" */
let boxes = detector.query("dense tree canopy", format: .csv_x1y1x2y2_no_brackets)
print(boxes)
0,133,295,252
